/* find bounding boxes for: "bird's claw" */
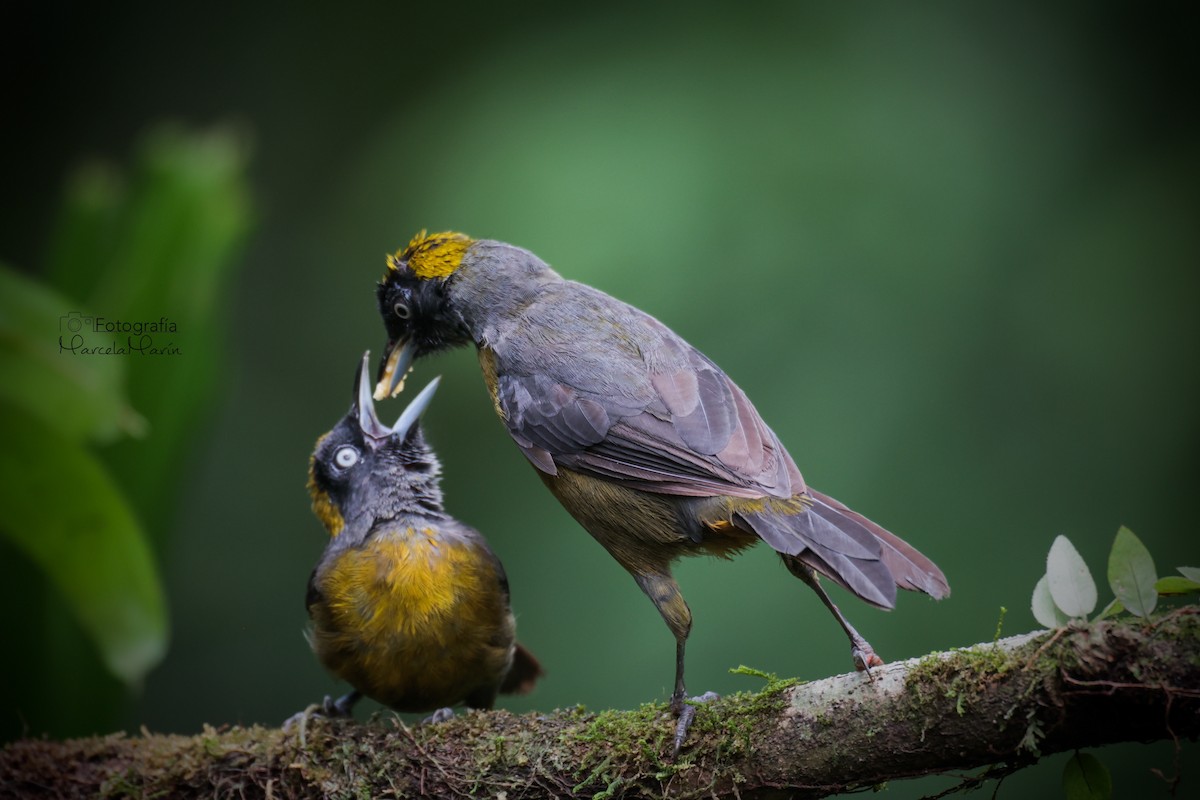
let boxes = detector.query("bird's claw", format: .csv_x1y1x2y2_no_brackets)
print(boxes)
671,691,720,758
852,642,885,678
282,702,323,734
283,692,357,743
421,707,455,725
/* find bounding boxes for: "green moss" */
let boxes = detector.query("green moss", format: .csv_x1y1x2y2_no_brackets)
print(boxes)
904,634,1044,720
100,769,144,799
556,670,807,795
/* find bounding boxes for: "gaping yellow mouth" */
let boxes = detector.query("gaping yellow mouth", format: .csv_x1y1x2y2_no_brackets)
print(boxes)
374,340,415,401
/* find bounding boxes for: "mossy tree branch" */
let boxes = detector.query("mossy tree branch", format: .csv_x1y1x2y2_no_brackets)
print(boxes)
3,610,1198,799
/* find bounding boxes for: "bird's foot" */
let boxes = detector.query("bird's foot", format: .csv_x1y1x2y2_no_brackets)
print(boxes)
421,707,455,725
851,640,885,677
670,691,720,758
283,692,357,742
282,702,323,735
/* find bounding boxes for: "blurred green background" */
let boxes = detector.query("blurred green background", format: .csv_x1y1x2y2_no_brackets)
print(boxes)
2,2,1196,797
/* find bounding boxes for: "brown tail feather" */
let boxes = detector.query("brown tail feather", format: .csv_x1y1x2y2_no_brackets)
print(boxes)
500,642,544,695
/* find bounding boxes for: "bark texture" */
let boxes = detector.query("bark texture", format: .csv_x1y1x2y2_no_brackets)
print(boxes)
2,610,1197,799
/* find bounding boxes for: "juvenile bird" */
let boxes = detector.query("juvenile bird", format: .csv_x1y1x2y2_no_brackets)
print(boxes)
374,231,948,745
303,351,541,720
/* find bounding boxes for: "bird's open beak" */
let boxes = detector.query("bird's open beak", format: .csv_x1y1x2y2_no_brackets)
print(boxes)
390,375,440,441
374,339,415,401
354,351,393,440
355,349,440,442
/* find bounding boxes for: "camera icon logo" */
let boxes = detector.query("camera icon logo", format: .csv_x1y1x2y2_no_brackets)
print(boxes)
60,311,93,333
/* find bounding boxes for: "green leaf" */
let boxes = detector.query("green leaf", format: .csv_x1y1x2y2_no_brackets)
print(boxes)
0,264,144,443
1106,526,1157,617
729,665,774,681
1094,598,1125,620
1062,751,1112,800
45,126,253,545
43,160,127,303
0,403,167,686
1047,535,1097,619
1155,576,1200,596
1032,574,1070,628
1179,566,1200,583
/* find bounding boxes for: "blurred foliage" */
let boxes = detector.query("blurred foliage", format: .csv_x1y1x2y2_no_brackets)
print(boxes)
0,127,251,736
0,267,158,685
0,404,163,686
0,267,142,443
2,3,1197,797
46,127,253,541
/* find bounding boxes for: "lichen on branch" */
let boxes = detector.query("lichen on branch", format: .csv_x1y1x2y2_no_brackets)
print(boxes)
2,610,1197,799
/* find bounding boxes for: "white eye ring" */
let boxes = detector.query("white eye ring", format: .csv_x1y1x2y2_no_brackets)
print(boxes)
393,301,411,319
334,446,359,469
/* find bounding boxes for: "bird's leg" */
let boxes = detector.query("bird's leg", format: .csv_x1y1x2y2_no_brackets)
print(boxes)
670,635,688,714
635,571,693,709
323,690,362,717
790,561,884,673
634,570,716,757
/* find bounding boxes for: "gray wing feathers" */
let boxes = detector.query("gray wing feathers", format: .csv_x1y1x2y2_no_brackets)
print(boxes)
650,363,737,456
494,290,799,498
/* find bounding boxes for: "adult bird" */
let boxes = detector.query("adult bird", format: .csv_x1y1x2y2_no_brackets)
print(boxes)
374,231,949,749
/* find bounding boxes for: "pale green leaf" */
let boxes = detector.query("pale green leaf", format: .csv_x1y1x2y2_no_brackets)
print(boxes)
1178,566,1200,583
1032,574,1070,628
1062,751,1112,800
1047,535,1097,619
1155,576,1200,596
0,404,167,685
1106,526,1157,617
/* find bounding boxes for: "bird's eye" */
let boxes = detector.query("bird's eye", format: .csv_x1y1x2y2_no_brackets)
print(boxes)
393,301,411,320
334,446,359,469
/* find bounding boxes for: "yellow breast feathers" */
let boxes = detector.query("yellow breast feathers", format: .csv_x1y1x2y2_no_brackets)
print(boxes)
321,527,494,645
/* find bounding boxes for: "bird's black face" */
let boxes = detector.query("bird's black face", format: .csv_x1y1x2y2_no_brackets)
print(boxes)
307,353,442,535
309,413,433,519
375,273,471,400
308,413,373,522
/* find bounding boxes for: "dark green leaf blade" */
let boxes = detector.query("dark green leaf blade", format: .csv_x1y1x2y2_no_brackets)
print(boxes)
1107,526,1157,617
1047,535,1097,619
0,403,168,686
1063,751,1112,800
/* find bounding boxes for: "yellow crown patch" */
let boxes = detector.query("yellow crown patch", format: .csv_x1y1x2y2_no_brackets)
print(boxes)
385,230,473,279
